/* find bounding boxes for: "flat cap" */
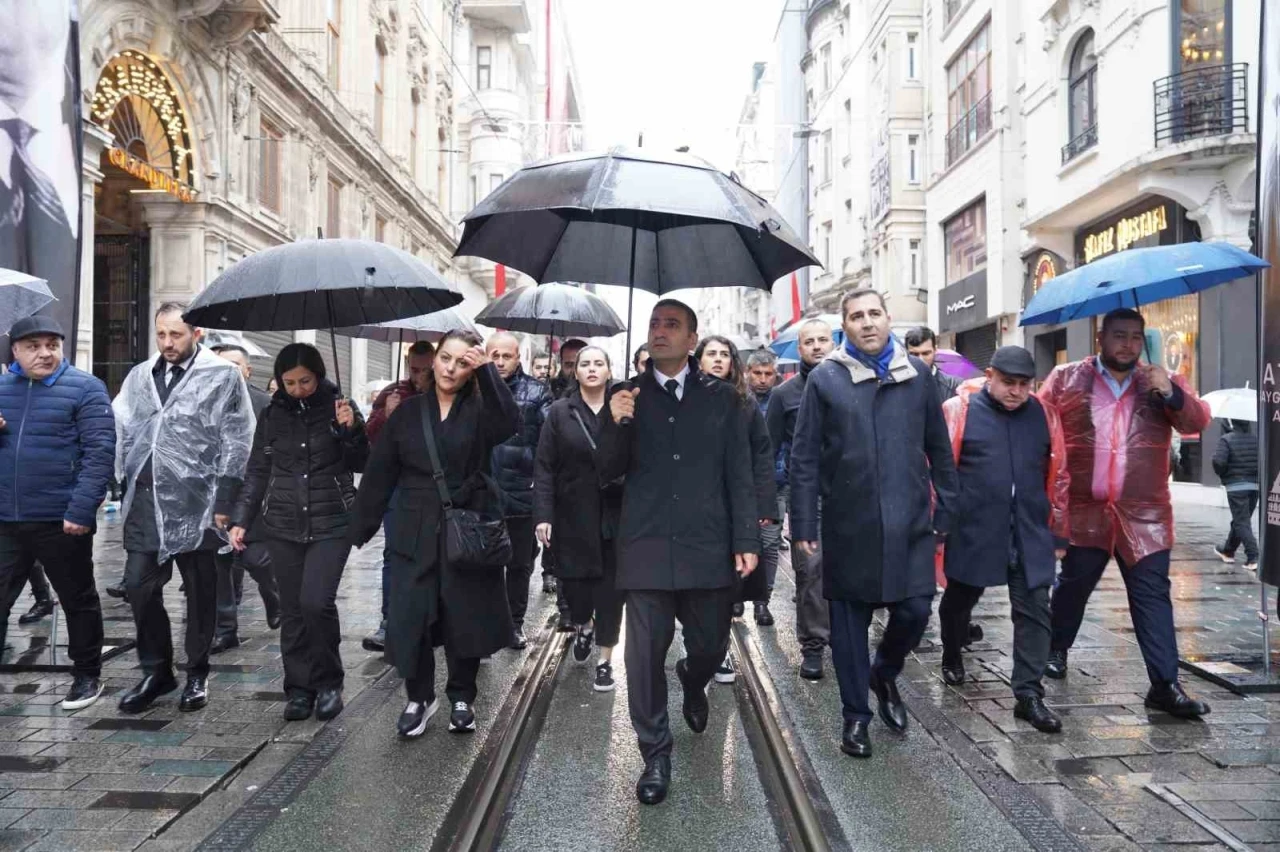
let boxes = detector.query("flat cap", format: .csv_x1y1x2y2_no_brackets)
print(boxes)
988,345,1036,379
8,315,65,342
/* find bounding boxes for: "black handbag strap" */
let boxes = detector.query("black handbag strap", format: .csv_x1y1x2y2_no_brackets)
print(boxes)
570,407,597,452
418,403,455,510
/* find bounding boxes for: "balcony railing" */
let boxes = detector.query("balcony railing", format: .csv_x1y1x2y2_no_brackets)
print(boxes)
1061,122,1098,165
945,93,992,167
1153,63,1248,146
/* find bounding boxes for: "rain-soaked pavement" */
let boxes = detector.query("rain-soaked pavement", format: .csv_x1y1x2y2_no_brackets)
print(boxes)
0,494,1276,850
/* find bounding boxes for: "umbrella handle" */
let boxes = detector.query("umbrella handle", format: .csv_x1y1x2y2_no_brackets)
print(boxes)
326,291,342,395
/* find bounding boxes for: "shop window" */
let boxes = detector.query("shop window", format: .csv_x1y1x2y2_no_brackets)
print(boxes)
1143,293,1200,392
945,22,992,166
943,198,987,284
257,118,282,213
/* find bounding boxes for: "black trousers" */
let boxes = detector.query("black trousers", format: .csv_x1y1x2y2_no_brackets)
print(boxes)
1222,490,1260,564
938,561,1050,699
504,517,536,630
560,543,624,647
125,549,217,679
214,542,278,642
268,538,349,696
26,563,50,603
1051,547,1178,685
625,587,734,761
829,595,932,724
0,522,103,677
405,650,482,706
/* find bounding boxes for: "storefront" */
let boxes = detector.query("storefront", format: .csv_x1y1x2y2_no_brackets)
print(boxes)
938,270,998,369
1021,249,1095,380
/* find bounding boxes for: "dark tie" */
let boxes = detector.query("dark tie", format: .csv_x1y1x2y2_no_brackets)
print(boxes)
167,365,185,391
0,118,70,232
664,378,680,400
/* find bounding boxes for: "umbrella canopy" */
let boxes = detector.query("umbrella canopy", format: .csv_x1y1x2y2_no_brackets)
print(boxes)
334,307,478,343
1201,386,1257,422
455,147,820,295
202,330,268,358
474,283,625,338
769,314,843,359
936,349,982,380
184,239,463,331
1020,241,1268,327
0,269,55,338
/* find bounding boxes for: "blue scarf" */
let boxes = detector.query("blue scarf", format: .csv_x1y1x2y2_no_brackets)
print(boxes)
846,339,895,380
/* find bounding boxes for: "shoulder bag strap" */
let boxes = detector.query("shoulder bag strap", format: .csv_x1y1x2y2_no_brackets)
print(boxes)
569,407,597,452
418,403,454,510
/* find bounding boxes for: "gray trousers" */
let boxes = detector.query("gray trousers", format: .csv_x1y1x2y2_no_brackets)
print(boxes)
214,543,279,642
625,587,734,761
756,521,781,601
782,488,829,654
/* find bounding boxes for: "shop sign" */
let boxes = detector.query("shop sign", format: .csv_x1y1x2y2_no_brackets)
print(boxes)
938,272,988,334
1081,204,1169,263
1032,252,1059,293
107,147,195,202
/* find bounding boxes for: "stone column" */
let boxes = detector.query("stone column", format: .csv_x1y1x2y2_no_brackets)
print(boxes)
137,196,210,354
75,121,115,370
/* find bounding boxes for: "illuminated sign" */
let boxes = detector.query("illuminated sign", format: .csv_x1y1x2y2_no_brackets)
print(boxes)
1032,252,1058,293
108,147,196,202
1082,204,1169,263
946,295,976,315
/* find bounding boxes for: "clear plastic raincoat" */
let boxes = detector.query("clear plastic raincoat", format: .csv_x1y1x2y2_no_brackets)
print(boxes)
1037,358,1210,566
113,347,255,563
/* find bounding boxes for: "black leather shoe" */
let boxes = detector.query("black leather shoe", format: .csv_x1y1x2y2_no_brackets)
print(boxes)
118,674,178,713
362,622,387,652
18,599,54,624
870,669,908,733
1044,649,1068,680
799,652,824,680
753,602,775,626
676,658,708,734
966,623,984,645
1145,682,1210,719
264,597,282,630
841,720,872,757
557,612,574,632
635,755,671,805
283,694,315,721
209,635,240,655
1014,695,1062,733
731,601,745,619
316,688,344,721
509,629,528,650
941,655,965,686
104,582,127,600
179,676,208,712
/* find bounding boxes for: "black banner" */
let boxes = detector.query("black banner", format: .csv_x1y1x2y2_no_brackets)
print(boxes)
1259,0,1280,586
0,0,83,352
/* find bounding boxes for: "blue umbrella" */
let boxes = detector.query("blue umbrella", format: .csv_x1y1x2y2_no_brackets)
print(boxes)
1020,241,1268,327
769,313,844,359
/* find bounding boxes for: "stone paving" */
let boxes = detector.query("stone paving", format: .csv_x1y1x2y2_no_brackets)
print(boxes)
0,511,390,852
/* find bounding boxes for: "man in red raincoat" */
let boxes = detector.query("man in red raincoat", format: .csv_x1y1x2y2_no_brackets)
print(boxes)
1038,308,1211,718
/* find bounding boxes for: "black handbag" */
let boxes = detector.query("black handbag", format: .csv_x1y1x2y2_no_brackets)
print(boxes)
420,403,512,569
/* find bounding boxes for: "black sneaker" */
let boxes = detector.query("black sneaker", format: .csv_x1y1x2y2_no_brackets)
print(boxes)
572,628,593,664
18,600,55,625
397,699,438,738
714,654,736,684
61,676,103,710
594,661,615,692
449,701,476,733
753,602,774,626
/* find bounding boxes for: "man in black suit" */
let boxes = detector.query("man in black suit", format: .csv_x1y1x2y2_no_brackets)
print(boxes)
598,299,759,806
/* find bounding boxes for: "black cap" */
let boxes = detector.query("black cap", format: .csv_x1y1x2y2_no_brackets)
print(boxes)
988,345,1036,379
8,315,65,342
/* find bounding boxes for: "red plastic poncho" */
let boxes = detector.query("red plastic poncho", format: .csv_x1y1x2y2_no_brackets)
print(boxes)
1037,358,1210,566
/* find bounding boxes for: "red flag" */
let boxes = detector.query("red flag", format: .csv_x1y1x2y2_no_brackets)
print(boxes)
495,263,507,296
770,316,777,340
790,273,801,323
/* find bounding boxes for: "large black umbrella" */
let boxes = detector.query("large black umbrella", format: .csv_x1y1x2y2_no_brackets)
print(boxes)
334,307,478,383
474,283,625,338
454,147,820,373
185,239,462,391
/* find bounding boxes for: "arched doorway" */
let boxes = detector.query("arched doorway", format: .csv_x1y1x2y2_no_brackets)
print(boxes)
89,50,196,393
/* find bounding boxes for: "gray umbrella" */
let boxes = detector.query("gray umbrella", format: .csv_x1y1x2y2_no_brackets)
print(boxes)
474,283,625,338
184,239,462,391
0,268,56,338
334,307,478,384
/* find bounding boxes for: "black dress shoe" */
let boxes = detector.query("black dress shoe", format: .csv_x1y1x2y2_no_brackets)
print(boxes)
1145,682,1210,719
1014,695,1062,733
179,676,208,712
264,597,282,630
118,674,178,713
941,655,965,686
753,602,775,626
676,658,708,734
283,694,315,721
18,599,54,624
362,622,387,652
556,612,574,632
799,652,824,680
316,688,344,721
1044,649,1068,680
965,623,984,645
841,720,872,757
104,582,127,600
870,669,908,733
209,635,240,655
635,755,671,805
509,629,528,650
731,601,745,619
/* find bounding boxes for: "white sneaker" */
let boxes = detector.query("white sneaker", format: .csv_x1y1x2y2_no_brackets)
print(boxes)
714,654,736,684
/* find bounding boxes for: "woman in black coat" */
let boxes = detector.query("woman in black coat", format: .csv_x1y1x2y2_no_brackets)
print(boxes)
693,335,778,684
229,344,368,723
351,330,519,739
533,346,624,692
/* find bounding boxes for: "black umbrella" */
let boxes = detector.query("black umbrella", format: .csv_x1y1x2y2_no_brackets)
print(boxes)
185,239,463,391
474,283,625,338
334,307,478,383
454,147,820,374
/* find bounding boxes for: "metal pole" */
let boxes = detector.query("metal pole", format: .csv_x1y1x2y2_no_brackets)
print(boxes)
394,328,403,384
1254,0,1271,676
623,227,637,380
326,291,342,395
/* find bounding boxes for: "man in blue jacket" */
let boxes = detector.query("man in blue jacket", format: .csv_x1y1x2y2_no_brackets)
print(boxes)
0,316,115,709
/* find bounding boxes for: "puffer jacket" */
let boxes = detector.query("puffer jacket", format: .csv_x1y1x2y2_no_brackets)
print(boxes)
1213,428,1259,489
490,367,552,516
0,360,115,528
231,380,369,543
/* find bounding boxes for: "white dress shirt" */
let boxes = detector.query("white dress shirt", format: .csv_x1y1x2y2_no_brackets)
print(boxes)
651,362,690,401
